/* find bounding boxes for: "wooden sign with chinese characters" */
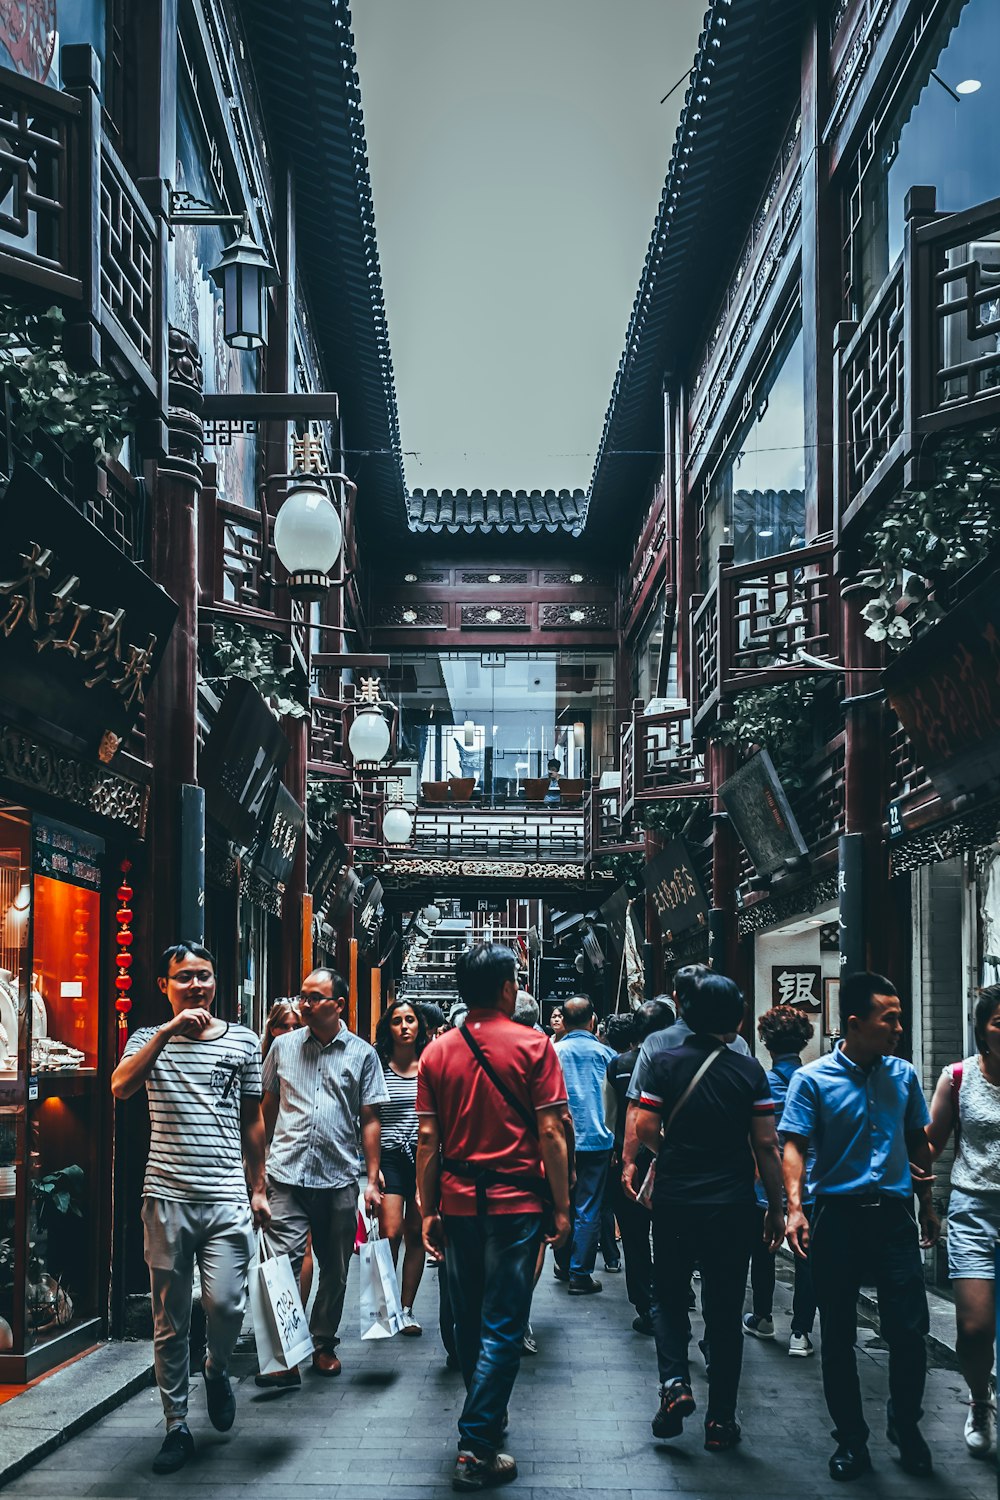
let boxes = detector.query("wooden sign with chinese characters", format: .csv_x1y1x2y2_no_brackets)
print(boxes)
0,465,177,757
199,679,289,850
254,783,305,889
643,838,709,940
770,964,822,1013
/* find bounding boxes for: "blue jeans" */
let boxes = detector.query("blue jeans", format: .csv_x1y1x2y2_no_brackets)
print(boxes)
443,1212,542,1457
554,1149,610,1279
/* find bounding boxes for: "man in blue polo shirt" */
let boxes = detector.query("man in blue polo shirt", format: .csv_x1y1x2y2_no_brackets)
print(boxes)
552,995,616,1294
781,971,940,1484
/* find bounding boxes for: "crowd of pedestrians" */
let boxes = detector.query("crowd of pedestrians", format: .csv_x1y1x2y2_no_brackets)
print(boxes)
112,939,999,1489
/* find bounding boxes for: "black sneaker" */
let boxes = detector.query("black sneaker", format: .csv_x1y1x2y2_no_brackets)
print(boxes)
552,1264,570,1282
704,1419,742,1452
202,1358,236,1431
568,1275,602,1295
152,1424,195,1474
652,1379,695,1438
452,1450,517,1490
632,1312,654,1335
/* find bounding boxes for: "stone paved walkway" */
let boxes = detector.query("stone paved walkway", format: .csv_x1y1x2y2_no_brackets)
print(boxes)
4,1253,995,1499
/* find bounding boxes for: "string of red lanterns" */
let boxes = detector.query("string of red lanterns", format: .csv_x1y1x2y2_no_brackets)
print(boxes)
115,859,133,1059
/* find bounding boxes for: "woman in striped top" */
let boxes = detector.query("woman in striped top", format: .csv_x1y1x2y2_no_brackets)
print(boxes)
374,998,429,1334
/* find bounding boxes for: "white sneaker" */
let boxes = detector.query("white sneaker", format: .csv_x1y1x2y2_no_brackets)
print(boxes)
399,1306,423,1337
788,1332,814,1357
742,1313,774,1339
964,1399,995,1457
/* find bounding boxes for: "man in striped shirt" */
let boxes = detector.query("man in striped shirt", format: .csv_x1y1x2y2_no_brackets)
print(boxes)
259,967,389,1385
112,942,269,1475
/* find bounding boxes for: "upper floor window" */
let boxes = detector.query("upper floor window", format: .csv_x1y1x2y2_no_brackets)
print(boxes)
852,0,1000,315
698,323,806,588
169,75,260,509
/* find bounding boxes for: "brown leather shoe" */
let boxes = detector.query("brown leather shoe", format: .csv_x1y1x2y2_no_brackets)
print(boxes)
312,1350,342,1377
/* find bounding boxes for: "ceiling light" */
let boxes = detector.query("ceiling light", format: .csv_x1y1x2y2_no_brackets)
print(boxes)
956,78,982,94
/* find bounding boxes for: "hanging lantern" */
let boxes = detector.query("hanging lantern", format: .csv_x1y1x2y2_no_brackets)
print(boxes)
463,719,476,749
208,215,277,350
422,903,442,927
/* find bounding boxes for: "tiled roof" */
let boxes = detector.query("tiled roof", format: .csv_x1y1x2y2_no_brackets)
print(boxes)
242,0,407,541
585,0,804,547
407,489,587,535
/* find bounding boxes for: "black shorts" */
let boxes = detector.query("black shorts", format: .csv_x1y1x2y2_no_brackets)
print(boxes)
381,1146,417,1200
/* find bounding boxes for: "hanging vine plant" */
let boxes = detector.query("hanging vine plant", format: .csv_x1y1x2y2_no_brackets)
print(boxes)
707,678,817,790
0,300,133,466
640,797,710,840
848,424,1000,650
307,775,356,825
201,621,308,720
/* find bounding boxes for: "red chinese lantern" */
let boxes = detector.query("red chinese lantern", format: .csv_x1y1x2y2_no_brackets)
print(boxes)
115,860,134,1058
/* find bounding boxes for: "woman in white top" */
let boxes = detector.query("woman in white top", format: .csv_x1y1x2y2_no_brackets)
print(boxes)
374,998,428,1335
926,986,1000,1458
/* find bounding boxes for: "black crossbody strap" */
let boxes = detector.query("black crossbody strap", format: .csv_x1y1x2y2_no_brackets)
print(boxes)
459,1024,538,1138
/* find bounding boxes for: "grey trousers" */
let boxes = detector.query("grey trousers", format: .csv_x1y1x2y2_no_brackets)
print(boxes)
142,1197,255,1424
266,1179,357,1352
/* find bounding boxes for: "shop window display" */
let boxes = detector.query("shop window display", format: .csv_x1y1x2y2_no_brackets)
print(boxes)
0,806,106,1375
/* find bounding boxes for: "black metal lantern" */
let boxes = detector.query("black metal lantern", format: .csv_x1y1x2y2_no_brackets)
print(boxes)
169,192,278,353
209,216,277,351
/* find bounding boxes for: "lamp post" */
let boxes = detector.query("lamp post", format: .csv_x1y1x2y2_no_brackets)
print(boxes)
168,191,277,350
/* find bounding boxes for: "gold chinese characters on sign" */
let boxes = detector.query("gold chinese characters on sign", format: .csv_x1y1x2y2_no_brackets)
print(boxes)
0,542,158,710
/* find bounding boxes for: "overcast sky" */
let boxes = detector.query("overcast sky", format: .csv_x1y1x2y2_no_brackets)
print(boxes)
351,0,707,495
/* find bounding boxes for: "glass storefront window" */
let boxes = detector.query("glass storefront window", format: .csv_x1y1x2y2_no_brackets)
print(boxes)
700,325,806,587
855,0,1000,313
389,651,616,802
633,597,665,707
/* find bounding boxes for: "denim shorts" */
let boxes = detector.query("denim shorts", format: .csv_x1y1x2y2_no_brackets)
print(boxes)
381,1146,417,1200
947,1188,1000,1279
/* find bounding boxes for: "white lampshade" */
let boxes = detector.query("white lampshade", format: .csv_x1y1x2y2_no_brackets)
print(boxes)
573,721,586,748
273,481,343,599
348,706,391,764
463,719,475,749
382,805,413,844
422,903,442,926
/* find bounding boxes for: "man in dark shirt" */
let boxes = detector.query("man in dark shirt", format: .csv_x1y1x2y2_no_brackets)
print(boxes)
605,999,674,1332
634,970,784,1454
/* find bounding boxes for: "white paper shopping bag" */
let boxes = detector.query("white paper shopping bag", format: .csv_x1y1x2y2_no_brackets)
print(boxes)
250,1231,314,1374
359,1215,404,1340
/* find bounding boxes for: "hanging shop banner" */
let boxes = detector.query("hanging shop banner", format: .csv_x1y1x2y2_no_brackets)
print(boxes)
0,464,178,759
770,963,822,1012
718,750,809,879
309,822,349,911
255,784,305,888
200,678,289,849
883,566,1000,802
643,838,710,941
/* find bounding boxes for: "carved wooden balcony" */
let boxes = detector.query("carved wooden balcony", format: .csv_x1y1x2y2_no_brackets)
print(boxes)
0,63,159,391
836,190,1000,542
583,782,644,865
308,695,345,777
691,543,839,729
399,806,585,863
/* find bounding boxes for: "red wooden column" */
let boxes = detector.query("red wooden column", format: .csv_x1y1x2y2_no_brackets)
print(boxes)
145,329,204,969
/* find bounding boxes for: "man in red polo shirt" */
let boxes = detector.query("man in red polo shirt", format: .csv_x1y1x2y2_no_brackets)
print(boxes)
417,943,570,1493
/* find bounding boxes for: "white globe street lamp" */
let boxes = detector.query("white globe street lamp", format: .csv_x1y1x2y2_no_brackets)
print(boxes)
273,479,343,600
382,804,413,845
348,706,391,765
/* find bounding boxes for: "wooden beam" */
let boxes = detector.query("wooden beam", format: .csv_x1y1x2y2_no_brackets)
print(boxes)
201,392,339,422
312,654,390,669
